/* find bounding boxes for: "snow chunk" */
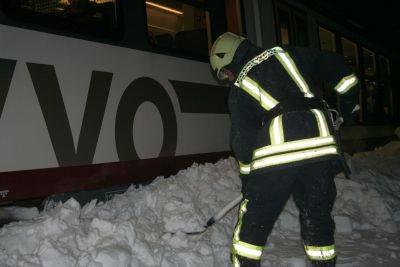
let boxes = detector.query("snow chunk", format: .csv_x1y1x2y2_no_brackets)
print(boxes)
334,215,352,234
0,206,39,221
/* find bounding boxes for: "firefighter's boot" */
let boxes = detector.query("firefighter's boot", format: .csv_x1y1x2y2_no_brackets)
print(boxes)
232,255,261,267
310,257,336,267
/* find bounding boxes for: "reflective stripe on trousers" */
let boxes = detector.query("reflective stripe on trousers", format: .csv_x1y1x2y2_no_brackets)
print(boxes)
232,199,264,266
304,244,336,261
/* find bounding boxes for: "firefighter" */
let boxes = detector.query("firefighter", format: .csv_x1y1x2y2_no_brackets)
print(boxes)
209,32,360,267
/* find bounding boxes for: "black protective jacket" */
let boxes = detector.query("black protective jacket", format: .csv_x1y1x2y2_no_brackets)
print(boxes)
227,41,359,175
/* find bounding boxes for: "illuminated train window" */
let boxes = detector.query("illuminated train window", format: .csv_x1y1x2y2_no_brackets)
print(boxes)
3,0,118,37
145,0,211,56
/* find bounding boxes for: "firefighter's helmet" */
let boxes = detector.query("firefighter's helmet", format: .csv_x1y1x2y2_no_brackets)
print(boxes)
210,32,246,80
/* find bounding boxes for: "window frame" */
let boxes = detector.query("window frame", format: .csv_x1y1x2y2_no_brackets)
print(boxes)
0,0,124,41
144,0,214,60
274,2,309,47
316,22,395,124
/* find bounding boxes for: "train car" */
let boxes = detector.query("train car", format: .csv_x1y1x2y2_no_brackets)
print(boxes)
0,0,398,205
0,0,238,204
262,0,399,154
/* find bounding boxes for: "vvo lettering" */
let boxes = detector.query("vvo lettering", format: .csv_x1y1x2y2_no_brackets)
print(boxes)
0,58,178,167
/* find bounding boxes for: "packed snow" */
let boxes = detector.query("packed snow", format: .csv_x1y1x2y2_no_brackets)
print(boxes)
1,141,400,266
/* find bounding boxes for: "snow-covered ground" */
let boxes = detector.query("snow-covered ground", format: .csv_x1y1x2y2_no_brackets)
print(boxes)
1,142,400,267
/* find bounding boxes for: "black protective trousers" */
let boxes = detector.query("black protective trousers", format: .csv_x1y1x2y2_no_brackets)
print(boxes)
233,160,337,267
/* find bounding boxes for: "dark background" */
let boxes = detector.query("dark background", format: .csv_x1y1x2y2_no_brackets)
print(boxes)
295,0,400,58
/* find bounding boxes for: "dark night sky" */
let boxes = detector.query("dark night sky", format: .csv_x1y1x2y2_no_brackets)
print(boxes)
295,0,400,57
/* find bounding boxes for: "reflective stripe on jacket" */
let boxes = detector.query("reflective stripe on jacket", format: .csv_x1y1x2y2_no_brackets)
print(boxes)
229,45,359,175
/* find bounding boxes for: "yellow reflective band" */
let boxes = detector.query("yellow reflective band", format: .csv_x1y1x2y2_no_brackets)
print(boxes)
275,52,314,98
239,161,251,174
241,77,278,111
232,255,240,267
233,199,248,240
252,146,338,169
311,109,329,137
232,240,264,260
334,74,358,94
253,136,335,159
240,77,260,100
234,47,284,86
269,115,284,145
304,245,336,260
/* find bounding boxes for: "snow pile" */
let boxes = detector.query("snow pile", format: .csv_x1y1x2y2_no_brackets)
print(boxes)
0,206,39,222
350,141,400,229
1,143,400,266
0,160,240,267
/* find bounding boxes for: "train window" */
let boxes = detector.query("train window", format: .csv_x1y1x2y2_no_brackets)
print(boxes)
293,12,308,47
277,8,291,45
341,38,359,73
362,48,380,122
275,5,308,47
1,0,118,37
226,0,243,35
378,56,393,121
318,27,336,52
318,27,337,109
363,48,376,77
145,0,211,56
340,37,360,122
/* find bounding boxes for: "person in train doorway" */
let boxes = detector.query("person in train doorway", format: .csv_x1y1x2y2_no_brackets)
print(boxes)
209,32,360,267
